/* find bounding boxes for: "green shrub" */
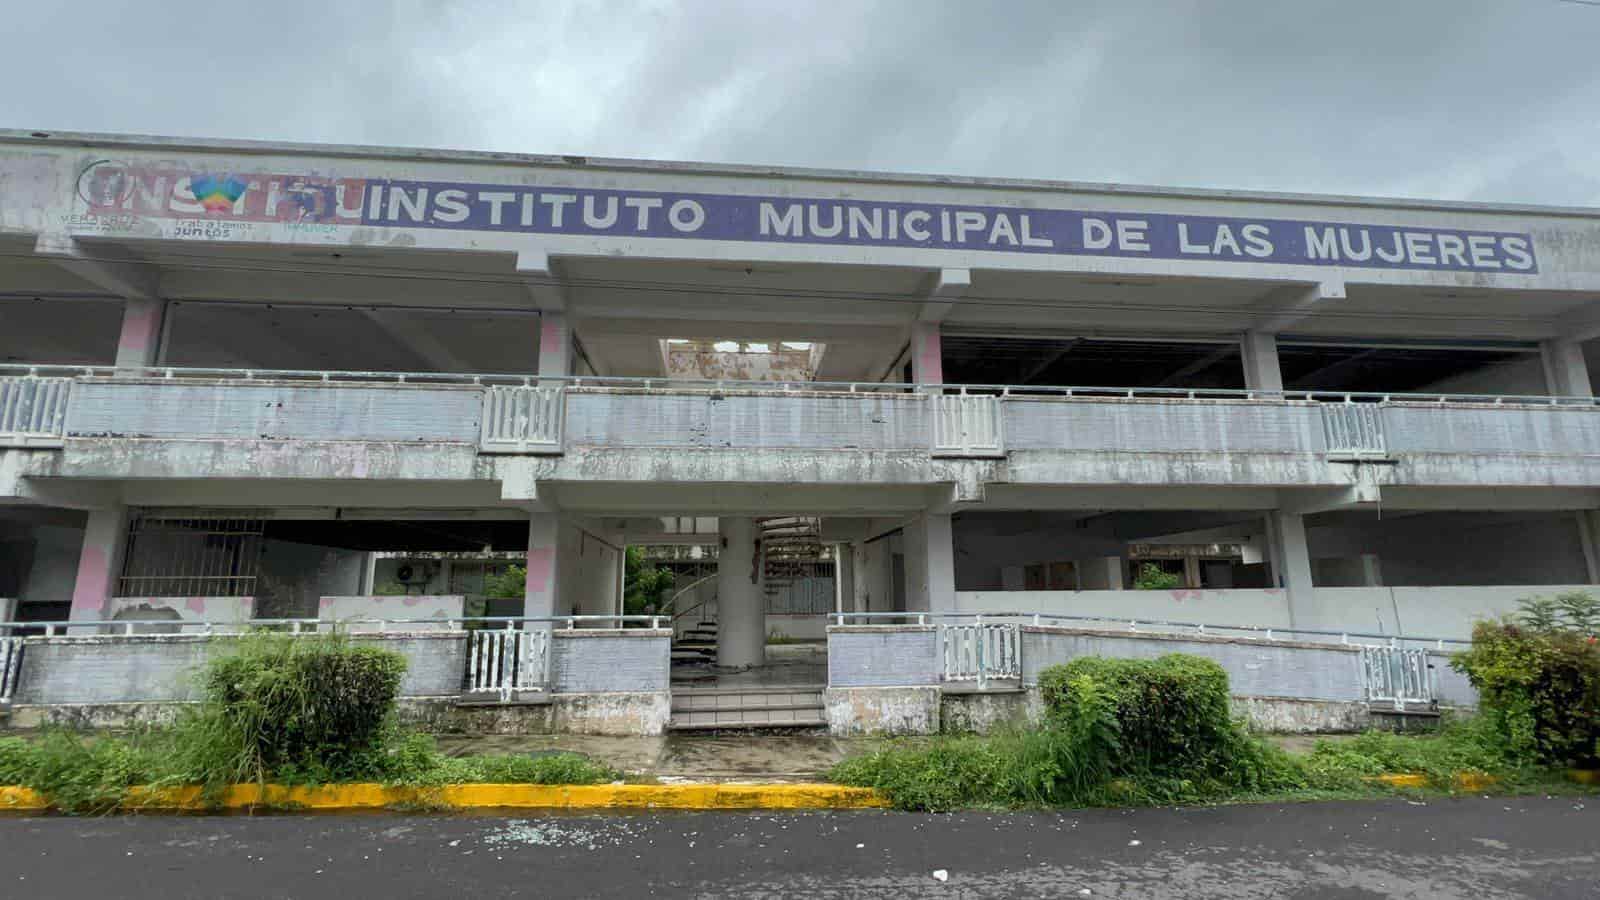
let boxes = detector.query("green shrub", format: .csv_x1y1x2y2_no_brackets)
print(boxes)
831,653,1304,810
202,633,407,781
1039,655,1236,777
1452,620,1600,768
1132,563,1182,590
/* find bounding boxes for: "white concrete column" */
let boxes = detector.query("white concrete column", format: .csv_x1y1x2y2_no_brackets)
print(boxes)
115,297,167,369
69,507,129,624
903,513,956,612
524,513,561,620
1264,511,1316,628
834,543,855,614
910,322,943,385
716,517,764,668
1358,553,1384,588
1241,331,1284,394
538,311,571,379
1542,338,1593,398
1099,556,1126,590
850,542,871,612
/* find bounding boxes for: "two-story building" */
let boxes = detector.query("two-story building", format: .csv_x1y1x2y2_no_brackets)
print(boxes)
1,130,1597,733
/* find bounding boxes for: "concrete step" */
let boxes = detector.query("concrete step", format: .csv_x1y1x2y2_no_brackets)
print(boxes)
668,685,826,730
668,707,828,730
671,688,823,713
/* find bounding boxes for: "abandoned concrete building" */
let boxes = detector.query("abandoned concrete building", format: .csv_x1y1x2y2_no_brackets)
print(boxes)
1,130,1598,735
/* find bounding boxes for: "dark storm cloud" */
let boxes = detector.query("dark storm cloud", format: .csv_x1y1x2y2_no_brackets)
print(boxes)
3,0,1597,205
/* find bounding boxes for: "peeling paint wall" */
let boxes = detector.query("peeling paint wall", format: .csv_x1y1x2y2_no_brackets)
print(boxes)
823,686,939,736
318,594,465,629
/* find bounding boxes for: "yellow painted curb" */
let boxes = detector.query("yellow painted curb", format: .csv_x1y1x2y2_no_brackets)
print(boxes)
1369,772,1497,790
1,786,48,810
0,782,889,812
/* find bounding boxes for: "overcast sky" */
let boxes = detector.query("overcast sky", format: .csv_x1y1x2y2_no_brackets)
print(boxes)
5,1,1599,206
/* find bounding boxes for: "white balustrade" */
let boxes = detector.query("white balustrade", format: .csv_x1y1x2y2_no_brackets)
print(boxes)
479,385,565,453
0,377,71,447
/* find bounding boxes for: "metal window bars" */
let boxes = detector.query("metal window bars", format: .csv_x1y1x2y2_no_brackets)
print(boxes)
116,517,264,599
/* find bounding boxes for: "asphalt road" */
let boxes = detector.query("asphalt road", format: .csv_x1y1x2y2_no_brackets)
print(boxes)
2,796,1596,898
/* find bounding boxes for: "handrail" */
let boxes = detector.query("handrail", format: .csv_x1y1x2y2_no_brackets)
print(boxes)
829,610,1472,649
663,572,719,621
3,363,1597,408
0,614,670,636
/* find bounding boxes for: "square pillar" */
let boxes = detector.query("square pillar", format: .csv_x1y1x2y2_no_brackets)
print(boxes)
115,297,167,369
911,322,943,385
70,507,130,624
834,543,856,614
850,542,870,612
716,517,764,668
1264,511,1316,628
538,311,571,379
1241,331,1284,394
524,513,561,620
903,513,956,612
1542,338,1593,398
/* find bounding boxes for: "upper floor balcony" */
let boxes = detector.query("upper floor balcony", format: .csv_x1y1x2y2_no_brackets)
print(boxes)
4,363,1599,493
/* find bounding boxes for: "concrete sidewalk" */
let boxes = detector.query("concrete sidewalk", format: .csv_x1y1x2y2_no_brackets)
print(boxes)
433,732,861,783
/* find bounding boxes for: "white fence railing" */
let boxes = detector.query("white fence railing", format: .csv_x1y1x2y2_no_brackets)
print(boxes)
931,392,1005,457
0,376,71,447
939,622,1022,689
1321,403,1387,457
0,636,22,703
466,624,552,701
1359,645,1436,710
479,385,565,453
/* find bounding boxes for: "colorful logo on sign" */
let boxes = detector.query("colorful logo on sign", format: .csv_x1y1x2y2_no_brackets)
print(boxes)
188,174,248,213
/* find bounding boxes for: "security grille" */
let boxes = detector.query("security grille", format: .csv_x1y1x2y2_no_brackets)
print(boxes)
116,516,265,598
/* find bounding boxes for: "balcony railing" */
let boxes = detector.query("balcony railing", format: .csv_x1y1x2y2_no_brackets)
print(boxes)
3,364,1598,467
0,374,71,447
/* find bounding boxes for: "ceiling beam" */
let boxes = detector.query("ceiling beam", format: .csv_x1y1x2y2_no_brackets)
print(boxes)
1248,280,1346,334
515,250,566,311
32,235,160,300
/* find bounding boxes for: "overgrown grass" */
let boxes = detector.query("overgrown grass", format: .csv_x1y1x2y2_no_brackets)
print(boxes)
0,728,619,812
829,716,1592,812
828,727,1307,812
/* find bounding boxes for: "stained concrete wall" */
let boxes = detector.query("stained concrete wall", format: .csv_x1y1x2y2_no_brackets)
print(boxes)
826,626,938,687
10,631,469,704
1382,404,1600,459
1005,397,1326,453
956,584,1595,642
318,594,465,629
558,524,619,617
549,630,670,693
564,389,928,450
255,539,365,619
956,588,1294,629
1309,586,1594,642
64,380,483,443
1021,626,1364,702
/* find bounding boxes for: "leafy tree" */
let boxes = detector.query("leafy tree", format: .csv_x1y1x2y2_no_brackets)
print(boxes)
624,547,677,616
1132,562,1181,591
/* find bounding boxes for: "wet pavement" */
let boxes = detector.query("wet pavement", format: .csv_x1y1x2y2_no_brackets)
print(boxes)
433,732,857,782
3,796,1596,897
